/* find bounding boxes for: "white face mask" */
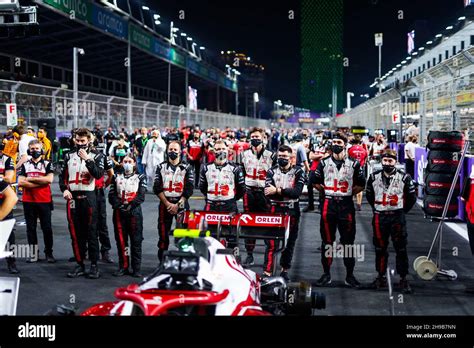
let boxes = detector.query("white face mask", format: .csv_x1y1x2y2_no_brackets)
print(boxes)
123,163,134,174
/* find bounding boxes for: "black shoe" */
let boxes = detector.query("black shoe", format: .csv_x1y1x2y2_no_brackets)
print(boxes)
68,256,76,263
101,251,114,264
243,254,254,266
67,265,86,278
87,264,100,279
345,275,361,289
280,271,290,283
113,268,129,277
7,261,19,274
370,276,388,290
46,254,56,264
316,273,332,287
399,278,413,294
131,271,143,279
303,206,314,213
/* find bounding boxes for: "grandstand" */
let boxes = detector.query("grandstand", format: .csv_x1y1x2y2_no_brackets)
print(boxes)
0,0,252,131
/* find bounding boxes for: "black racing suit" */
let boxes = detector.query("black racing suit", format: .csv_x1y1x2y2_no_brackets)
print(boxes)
264,165,306,274
312,156,366,276
109,173,147,273
366,170,416,277
59,149,105,266
154,161,194,261
199,161,245,248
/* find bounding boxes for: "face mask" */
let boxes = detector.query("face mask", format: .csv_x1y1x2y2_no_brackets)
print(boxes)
383,165,396,174
123,163,134,174
332,145,344,155
278,158,290,168
77,144,89,151
215,151,228,162
37,133,44,139
250,139,263,148
168,152,179,161
30,150,42,159
194,136,199,140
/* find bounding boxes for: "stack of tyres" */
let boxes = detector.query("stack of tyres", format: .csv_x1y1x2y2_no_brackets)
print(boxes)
423,131,464,218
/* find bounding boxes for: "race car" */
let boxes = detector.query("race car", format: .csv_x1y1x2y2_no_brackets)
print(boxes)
81,211,325,316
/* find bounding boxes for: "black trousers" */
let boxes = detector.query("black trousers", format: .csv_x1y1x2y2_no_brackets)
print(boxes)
263,205,300,274
307,172,315,208
66,193,99,265
190,160,201,186
204,200,238,249
243,188,269,253
320,197,356,275
373,211,409,277
466,220,474,255
405,159,415,179
96,188,112,252
157,198,189,261
23,202,53,255
113,208,143,272
4,212,16,264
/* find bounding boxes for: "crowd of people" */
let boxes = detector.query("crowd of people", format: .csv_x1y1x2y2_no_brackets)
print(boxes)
0,122,472,295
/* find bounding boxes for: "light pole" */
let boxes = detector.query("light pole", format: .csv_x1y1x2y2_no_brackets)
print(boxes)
168,22,179,106
73,47,85,129
375,33,383,95
253,92,259,119
346,92,354,111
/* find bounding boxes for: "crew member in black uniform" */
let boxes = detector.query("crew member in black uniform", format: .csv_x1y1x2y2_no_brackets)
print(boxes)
199,140,245,249
109,155,147,277
366,149,416,294
312,132,366,288
153,141,194,262
59,128,105,279
264,145,306,281
241,127,275,266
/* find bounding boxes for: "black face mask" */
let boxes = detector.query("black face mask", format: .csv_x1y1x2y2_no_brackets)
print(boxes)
76,144,89,151
30,150,42,159
278,158,290,168
215,151,228,162
332,145,344,155
251,139,263,148
383,165,396,174
168,152,179,161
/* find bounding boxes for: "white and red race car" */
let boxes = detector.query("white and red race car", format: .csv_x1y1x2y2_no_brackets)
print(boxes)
81,211,325,316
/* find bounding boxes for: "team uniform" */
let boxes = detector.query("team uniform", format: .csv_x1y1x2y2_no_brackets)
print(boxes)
312,156,365,280
95,156,114,259
153,161,194,261
366,169,416,280
241,148,275,257
59,149,105,273
108,172,147,275
199,161,245,214
264,165,306,275
186,140,204,186
18,158,54,259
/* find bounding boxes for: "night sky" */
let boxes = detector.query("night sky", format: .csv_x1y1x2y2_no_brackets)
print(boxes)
146,0,466,111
